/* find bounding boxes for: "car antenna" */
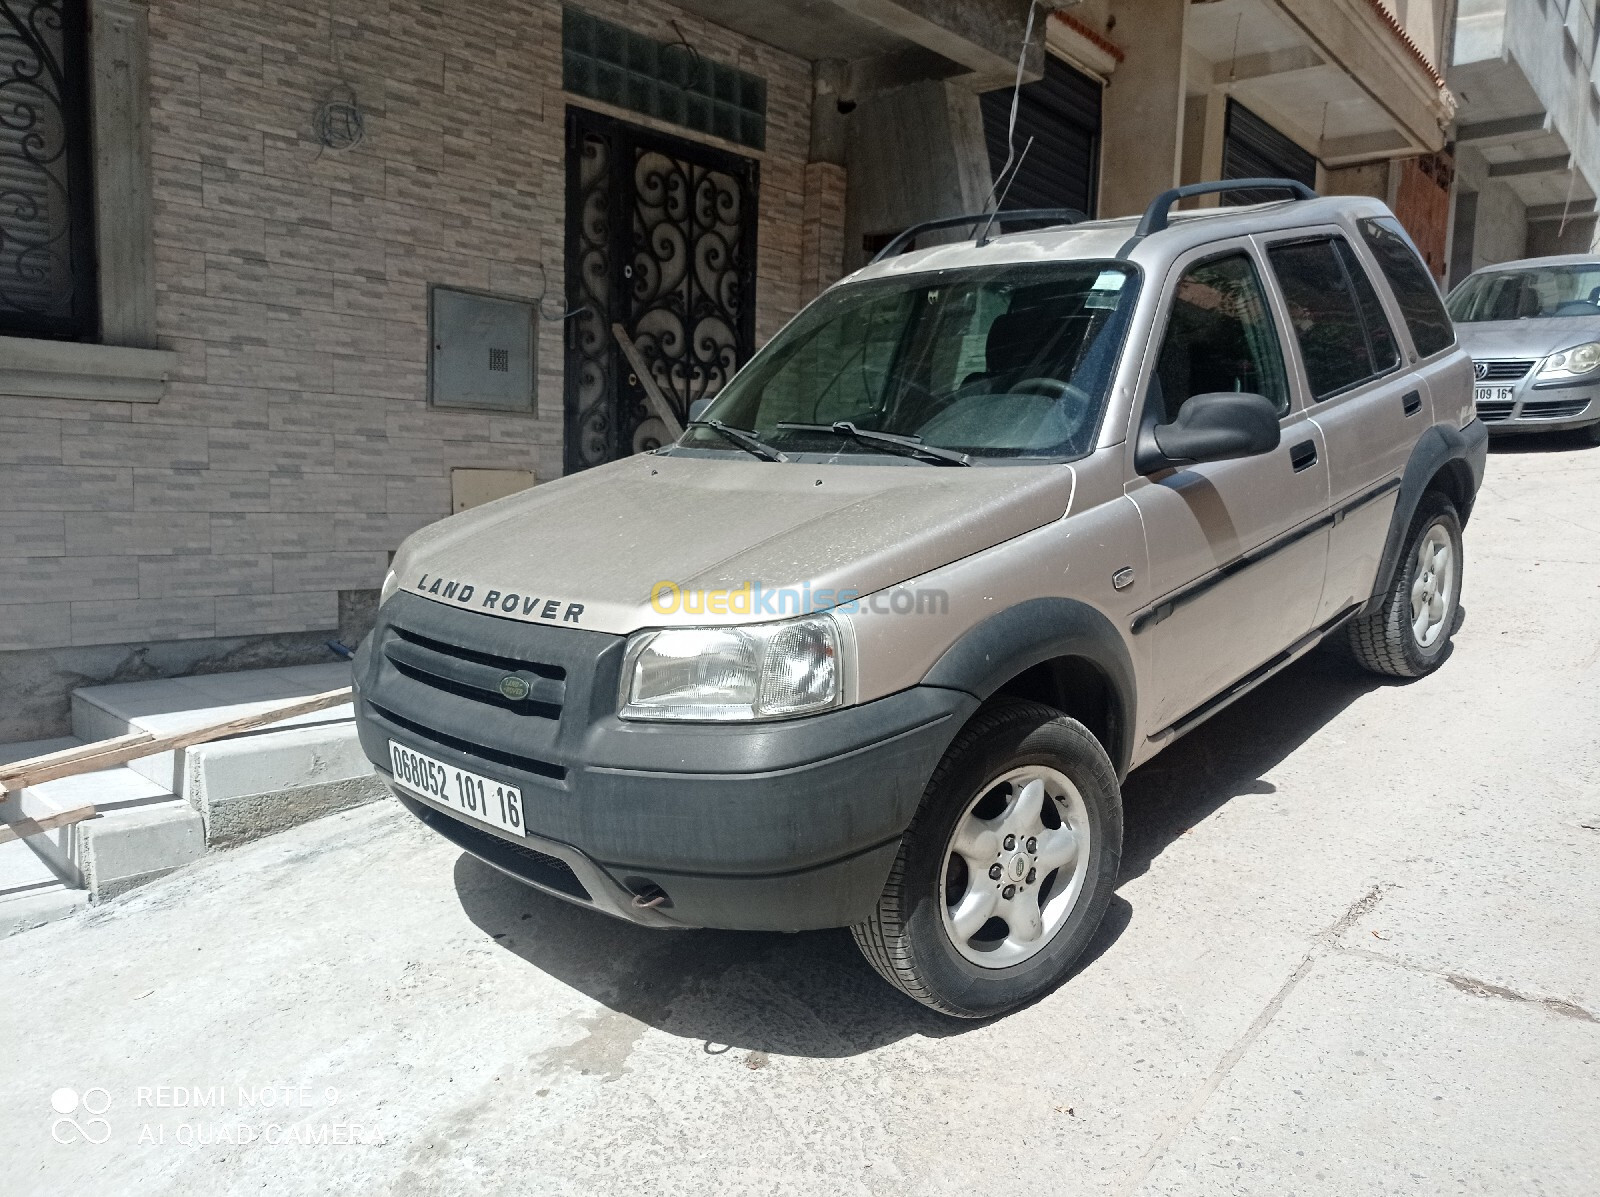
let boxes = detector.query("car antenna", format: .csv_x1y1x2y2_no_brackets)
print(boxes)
975,0,1039,249
976,135,1035,248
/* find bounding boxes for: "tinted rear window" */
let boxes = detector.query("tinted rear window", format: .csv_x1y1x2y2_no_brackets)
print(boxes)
1268,237,1398,400
1337,239,1400,374
1359,216,1455,356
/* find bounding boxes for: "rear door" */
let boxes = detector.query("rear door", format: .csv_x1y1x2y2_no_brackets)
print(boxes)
1356,215,1472,432
1258,229,1411,624
1126,240,1330,735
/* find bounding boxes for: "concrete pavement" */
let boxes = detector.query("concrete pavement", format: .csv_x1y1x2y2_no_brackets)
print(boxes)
2,437,1597,1196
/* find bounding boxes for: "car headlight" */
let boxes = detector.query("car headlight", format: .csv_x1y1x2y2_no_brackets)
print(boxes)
1536,341,1600,380
380,569,398,606
619,614,843,721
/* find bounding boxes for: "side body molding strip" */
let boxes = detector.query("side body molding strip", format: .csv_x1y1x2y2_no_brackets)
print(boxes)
1129,477,1401,635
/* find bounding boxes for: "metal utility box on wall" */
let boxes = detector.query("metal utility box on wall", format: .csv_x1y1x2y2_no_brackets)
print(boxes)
429,286,536,412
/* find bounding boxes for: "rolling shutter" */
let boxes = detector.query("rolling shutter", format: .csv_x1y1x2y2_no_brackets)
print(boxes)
981,55,1101,218
1221,100,1317,205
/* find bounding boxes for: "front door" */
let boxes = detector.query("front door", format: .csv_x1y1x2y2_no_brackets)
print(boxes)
563,108,760,473
1125,241,1331,735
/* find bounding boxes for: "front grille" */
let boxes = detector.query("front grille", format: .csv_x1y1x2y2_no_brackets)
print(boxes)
1475,359,1534,381
1476,400,1515,422
360,590,623,794
1520,398,1591,419
384,623,566,720
371,699,566,781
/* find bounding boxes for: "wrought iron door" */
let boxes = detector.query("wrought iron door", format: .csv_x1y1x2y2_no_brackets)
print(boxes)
0,0,97,341
563,108,759,472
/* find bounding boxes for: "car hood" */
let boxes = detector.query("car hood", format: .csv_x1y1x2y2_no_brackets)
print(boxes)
390,453,1077,634
1455,318,1600,361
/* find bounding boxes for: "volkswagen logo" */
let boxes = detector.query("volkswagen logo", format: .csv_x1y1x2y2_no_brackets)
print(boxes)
1473,361,1489,381
498,675,531,701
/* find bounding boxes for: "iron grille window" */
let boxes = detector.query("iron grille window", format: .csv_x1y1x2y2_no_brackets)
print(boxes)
562,6,767,151
0,0,97,341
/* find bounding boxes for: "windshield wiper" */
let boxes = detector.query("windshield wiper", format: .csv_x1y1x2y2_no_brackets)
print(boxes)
775,421,972,466
687,420,788,463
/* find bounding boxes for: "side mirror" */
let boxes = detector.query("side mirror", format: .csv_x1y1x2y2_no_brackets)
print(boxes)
1136,391,1280,473
688,398,713,423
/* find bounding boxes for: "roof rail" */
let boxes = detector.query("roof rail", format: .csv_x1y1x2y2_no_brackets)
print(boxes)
870,208,1087,264
1134,178,1316,237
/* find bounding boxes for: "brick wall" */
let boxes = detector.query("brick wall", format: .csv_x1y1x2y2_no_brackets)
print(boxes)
0,0,814,667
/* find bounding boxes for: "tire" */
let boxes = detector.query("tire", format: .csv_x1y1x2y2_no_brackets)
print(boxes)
1346,489,1463,678
851,699,1122,1018
1581,420,1600,446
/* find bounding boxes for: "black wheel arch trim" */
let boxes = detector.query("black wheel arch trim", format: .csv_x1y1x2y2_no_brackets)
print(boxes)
1368,419,1487,607
919,597,1137,777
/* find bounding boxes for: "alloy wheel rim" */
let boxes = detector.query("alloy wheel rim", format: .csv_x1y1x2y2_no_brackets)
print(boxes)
1410,523,1455,649
939,765,1091,968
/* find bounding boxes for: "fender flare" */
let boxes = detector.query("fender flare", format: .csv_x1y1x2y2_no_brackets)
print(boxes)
1368,419,1488,606
920,597,1138,776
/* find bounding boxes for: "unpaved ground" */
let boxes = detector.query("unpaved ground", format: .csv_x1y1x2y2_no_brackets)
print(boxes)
2,437,1597,1196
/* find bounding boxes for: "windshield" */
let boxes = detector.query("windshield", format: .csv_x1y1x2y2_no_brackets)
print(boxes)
1446,263,1600,322
676,260,1139,462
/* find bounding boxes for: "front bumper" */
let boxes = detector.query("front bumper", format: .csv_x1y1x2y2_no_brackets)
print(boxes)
354,591,976,931
1475,374,1599,432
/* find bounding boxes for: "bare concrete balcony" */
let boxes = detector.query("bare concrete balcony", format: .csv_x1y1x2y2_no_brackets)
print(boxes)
1186,0,1457,165
668,0,1061,91
1450,0,1600,215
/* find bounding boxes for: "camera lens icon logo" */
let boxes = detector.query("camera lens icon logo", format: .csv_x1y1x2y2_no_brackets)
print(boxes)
50,1087,111,1144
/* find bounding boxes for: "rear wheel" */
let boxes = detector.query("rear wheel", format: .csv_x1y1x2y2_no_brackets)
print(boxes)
851,700,1122,1018
1347,490,1462,678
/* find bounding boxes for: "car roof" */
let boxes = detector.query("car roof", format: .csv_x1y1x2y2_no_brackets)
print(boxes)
1460,253,1600,276
848,193,1396,283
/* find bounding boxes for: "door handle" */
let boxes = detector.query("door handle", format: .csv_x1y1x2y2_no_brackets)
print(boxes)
1289,440,1318,472
1402,390,1422,416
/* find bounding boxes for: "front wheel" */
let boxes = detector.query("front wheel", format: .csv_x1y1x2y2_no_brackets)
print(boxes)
851,700,1122,1018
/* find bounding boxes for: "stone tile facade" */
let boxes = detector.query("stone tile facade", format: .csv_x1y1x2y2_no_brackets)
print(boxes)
0,0,828,683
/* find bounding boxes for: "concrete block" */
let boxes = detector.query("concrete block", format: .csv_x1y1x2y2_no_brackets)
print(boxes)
0,836,65,896
80,801,205,901
72,665,354,790
184,720,382,846
0,826,86,936
0,885,87,938
18,762,179,887
0,735,81,765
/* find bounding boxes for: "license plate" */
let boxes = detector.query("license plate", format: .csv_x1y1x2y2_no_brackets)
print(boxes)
388,741,526,837
1475,385,1514,404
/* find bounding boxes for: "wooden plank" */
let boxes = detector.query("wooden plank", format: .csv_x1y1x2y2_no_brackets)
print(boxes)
611,323,686,440
0,803,97,846
0,687,354,793
1,730,156,776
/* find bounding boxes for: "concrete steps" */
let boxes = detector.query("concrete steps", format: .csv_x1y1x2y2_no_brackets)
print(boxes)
1,662,385,935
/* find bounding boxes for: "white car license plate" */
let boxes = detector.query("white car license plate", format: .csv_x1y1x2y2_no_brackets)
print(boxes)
388,741,526,837
1475,385,1514,404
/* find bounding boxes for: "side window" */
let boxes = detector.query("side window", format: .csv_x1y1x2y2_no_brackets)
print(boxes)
1358,216,1456,357
1336,239,1400,374
1267,237,1398,400
1152,252,1290,424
